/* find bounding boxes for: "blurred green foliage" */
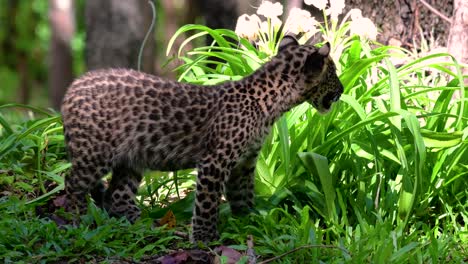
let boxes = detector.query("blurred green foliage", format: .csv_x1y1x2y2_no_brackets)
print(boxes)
0,1,85,106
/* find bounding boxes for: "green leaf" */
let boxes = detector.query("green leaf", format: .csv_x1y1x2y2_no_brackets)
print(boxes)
421,130,463,148
384,57,401,130
390,242,420,262
298,152,336,221
0,103,55,117
340,55,387,91
134,244,156,259
0,113,14,135
276,117,290,177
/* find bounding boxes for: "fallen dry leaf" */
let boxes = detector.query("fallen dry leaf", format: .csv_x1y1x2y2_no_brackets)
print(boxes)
157,210,176,229
53,194,67,207
214,246,243,264
158,249,212,264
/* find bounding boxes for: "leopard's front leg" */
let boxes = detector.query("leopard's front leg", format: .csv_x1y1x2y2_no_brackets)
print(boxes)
191,156,230,243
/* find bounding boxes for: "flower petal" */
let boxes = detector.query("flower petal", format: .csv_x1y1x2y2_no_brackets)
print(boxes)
257,1,283,18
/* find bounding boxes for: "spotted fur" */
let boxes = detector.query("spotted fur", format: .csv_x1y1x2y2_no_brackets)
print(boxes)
61,37,343,243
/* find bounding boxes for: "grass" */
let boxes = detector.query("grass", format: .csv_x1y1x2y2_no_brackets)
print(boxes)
0,197,182,263
1,21,467,263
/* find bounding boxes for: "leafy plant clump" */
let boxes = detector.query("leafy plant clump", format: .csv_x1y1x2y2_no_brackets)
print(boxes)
1,0,467,262
167,0,467,262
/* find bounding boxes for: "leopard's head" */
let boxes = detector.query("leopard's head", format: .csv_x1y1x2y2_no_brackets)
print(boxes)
279,36,344,113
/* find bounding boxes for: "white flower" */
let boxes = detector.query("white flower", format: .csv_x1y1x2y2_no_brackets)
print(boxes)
257,1,283,19
260,17,282,33
304,0,327,10
349,8,363,21
235,14,262,41
284,8,317,35
350,16,378,40
328,0,345,21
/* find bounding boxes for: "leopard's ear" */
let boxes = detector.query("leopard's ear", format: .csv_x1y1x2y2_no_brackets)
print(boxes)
303,43,331,73
318,42,330,57
278,35,299,52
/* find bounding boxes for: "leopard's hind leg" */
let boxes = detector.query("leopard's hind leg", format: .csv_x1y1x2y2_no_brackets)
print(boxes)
105,164,143,223
65,159,110,217
225,155,257,215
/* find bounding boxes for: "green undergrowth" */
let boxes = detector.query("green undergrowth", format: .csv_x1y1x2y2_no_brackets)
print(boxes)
0,197,182,263
221,205,466,263
1,19,468,264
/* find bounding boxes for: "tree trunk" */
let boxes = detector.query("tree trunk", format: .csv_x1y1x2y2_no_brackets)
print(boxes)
49,0,74,110
447,0,468,85
343,0,453,47
85,0,155,72
4,2,31,104
195,0,238,45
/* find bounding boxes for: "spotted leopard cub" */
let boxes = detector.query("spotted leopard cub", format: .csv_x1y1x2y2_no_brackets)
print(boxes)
61,36,343,243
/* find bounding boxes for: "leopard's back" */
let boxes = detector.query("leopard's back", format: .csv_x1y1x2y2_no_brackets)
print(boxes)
61,68,219,171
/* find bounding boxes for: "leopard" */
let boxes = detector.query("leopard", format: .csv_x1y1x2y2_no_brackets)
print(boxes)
60,36,344,243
